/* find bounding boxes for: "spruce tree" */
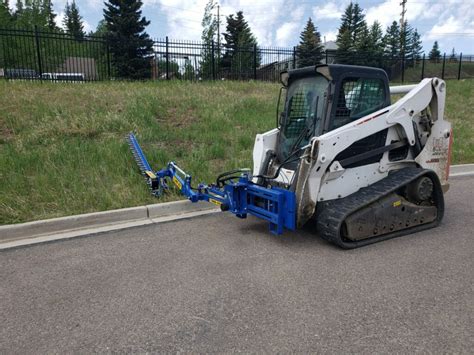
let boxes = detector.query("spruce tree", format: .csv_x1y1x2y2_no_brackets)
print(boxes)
103,0,154,79
0,0,13,27
409,28,423,64
222,11,259,76
64,1,84,39
354,22,372,65
400,20,413,59
383,21,400,60
41,0,56,30
14,0,22,16
337,2,353,40
351,3,366,43
336,3,354,64
296,18,324,67
336,2,367,64
428,41,441,63
336,29,353,64
370,21,384,60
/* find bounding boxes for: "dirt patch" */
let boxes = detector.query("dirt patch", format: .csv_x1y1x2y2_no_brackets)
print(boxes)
0,123,14,143
209,158,226,171
150,138,193,151
165,107,199,128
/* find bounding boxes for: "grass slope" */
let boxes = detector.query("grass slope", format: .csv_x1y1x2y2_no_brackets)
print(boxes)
1,79,472,224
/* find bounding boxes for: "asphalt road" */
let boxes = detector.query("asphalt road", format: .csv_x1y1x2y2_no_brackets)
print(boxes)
1,176,473,353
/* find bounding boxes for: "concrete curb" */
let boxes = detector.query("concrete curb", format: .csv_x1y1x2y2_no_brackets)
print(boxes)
0,200,219,249
450,164,474,177
1,164,472,250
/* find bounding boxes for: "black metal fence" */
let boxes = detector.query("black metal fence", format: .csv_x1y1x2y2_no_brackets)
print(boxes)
1,27,473,83
0,27,110,81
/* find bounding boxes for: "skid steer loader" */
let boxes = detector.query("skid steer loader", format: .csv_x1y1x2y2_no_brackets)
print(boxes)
127,64,452,248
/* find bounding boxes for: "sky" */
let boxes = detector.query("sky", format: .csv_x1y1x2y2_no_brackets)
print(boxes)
34,0,474,53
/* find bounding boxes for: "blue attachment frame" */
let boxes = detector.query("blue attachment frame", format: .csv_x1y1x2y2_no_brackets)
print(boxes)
127,133,296,235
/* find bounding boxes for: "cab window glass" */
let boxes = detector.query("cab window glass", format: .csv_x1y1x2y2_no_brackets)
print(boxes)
284,76,327,138
332,77,385,129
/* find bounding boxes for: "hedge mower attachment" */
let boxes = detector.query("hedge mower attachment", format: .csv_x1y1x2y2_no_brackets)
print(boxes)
126,132,296,235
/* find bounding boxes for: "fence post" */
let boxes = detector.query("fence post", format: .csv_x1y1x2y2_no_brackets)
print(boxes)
292,46,296,69
34,25,43,80
457,52,462,80
106,42,111,79
325,50,328,64
253,44,257,80
165,36,169,80
421,53,425,80
211,41,215,80
441,52,446,79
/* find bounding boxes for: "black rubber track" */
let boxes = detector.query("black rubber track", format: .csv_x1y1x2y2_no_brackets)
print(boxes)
314,167,445,249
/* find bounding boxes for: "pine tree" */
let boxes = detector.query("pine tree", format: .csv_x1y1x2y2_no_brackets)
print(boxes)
354,22,372,65
383,21,400,60
428,41,441,63
337,2,353,41
409,28,423,63
200,0,218,79
296,18,324,67
0,0,13,27
222,11,259,77
64,0,84,39
41,0,56,30
336,2,367,64
370,21,384,59
400,20,413,59
63,2,71,31
15,0,24,16
351,3,366,43
103,0,154,79
336,29,353,64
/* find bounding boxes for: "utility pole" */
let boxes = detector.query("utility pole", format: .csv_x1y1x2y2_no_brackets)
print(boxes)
400,0,407,54
217,4,220,50
400,0,407,83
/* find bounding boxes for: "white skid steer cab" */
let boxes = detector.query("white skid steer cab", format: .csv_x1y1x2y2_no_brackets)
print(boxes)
128,64,452,249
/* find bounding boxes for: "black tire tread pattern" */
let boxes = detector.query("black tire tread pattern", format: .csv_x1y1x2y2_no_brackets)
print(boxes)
315,167,445,249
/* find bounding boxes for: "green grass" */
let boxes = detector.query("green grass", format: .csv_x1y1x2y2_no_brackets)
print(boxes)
1,79,473,225
0,80,279,224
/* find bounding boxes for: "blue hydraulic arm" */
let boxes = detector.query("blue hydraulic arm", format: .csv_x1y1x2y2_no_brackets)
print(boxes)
126,133,296,235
